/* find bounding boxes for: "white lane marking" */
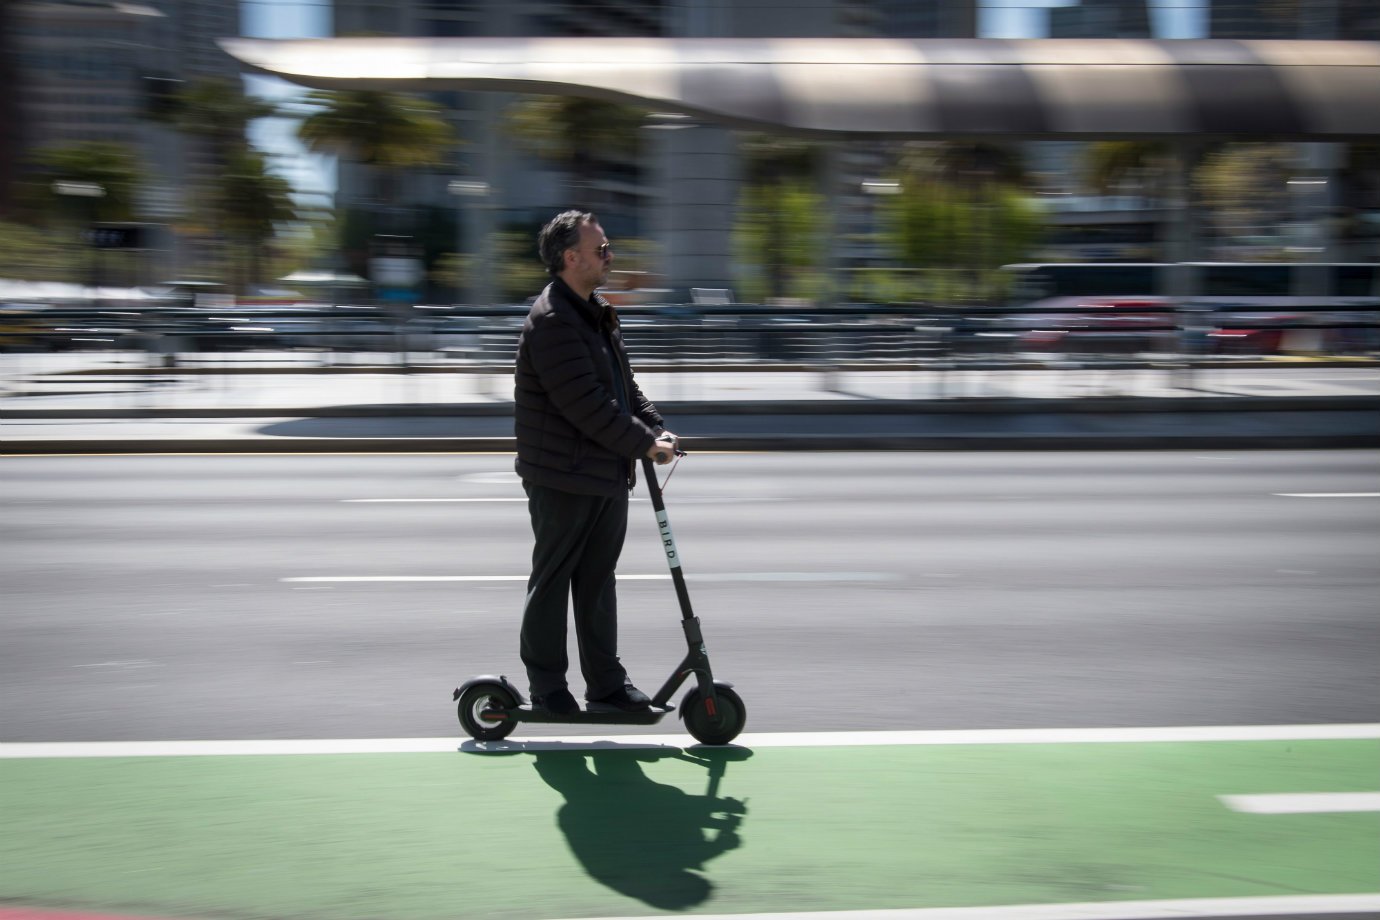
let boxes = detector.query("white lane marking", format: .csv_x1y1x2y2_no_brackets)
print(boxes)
563,894,1380,920
685,572,898,582
1220,792,1380,814
342,497,647,502
344,497,526,502
286,575,528,582
5,724,1379,758
1,738,467,758
70,660,157,670
281,572,895,584
459,472,520,484
1274,492,1380,498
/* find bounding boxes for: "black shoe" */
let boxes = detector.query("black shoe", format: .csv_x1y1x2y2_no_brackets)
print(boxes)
532,688,579,715
591,684,652,712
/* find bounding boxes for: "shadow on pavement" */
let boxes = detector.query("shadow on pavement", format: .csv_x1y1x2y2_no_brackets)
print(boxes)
532,746,752,909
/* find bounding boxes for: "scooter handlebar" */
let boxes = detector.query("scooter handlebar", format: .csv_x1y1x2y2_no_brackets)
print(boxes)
650,439,686,465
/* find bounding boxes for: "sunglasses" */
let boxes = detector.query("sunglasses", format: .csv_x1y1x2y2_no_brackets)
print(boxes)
591,242,613,259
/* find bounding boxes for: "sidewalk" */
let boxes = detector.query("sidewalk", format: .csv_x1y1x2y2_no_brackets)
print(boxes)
3,352,1379,453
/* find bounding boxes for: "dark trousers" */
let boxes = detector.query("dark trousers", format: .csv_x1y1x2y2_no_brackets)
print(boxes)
521,481,630,700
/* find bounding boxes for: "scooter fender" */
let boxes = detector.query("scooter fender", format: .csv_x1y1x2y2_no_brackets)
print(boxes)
452,674,526,706
678,680,734,721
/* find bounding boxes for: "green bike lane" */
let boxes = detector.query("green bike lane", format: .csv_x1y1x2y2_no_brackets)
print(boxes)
2,730,1377,920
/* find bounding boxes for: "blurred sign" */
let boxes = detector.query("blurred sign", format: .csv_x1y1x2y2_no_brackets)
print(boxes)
371,257,424,287
84,224,155,250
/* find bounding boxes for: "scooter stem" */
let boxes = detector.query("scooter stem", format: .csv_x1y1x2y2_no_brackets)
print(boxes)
642,455,696,622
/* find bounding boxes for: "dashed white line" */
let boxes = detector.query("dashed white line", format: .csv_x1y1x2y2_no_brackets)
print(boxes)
281,572,896,584
1274,492,1380,498
342,497,646,502
343,497,526,503
286,575,528,583
1220,792,1380,814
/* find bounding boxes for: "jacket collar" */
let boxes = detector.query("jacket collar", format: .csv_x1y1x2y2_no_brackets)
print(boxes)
551,276,612,329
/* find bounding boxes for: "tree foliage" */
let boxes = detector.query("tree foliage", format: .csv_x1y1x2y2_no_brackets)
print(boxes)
488,228,546,303
21,141,144,226
213,149,298,290
503,95,646,210
1194,143,1295,252
296,88,457,258
0,220,79,280
884,142,1041,303
731,133,827,302
1083,141,1173,198
158,78,278,159
733,180,826,304
298,89,455,172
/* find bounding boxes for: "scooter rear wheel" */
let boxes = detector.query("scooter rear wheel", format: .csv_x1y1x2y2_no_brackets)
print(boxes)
681,685,746,745
457,681,518,742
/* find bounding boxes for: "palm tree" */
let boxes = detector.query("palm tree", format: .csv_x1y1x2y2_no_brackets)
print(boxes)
213,150,298,292
297,88,455,220
504,95,647,211
146,77,282,283
157,77,279,167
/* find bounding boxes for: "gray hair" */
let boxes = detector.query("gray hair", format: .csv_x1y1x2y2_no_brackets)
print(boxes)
538,210,596,277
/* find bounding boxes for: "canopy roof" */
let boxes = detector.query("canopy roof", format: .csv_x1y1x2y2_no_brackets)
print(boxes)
221,36,1380,140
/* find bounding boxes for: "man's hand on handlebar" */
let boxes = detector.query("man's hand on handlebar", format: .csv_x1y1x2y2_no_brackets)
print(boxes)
647,432,681,465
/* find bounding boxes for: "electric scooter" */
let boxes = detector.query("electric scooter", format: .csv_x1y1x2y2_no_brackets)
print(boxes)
454,450,746,746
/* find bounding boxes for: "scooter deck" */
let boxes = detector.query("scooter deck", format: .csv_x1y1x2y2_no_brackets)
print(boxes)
494,703,674,726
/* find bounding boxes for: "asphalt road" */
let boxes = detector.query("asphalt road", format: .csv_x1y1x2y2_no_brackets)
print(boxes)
2,450,1377,743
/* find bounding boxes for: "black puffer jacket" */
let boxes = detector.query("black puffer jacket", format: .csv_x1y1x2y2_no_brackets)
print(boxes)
514,278,664,496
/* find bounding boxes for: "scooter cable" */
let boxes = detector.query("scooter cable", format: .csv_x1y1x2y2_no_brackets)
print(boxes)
658,452,682,491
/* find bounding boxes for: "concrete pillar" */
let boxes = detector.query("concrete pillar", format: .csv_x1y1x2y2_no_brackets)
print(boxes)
653,122,738,295
1164,138,1202,301
818,143,841,306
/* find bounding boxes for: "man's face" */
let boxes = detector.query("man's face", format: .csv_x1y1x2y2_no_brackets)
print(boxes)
564,221,613,293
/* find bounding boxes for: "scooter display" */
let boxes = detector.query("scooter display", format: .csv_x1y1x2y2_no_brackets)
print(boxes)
454,451,746,746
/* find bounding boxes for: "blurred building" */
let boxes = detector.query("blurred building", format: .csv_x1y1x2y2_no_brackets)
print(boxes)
0,0,22,218
1049,0,1152,38
330,0,981,299
1208,0,1380,261
874,0,977,38
9,0,243,276
1211,0,1380,40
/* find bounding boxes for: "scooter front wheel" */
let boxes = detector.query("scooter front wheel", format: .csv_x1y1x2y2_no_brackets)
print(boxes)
681,685,746,746
457,681,518,742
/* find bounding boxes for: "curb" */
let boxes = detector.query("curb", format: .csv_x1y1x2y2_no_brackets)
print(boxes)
6,430,1380,456
6,395,1380,421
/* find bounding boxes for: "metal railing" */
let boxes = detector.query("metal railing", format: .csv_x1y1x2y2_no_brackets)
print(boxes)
4,301,1378,370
